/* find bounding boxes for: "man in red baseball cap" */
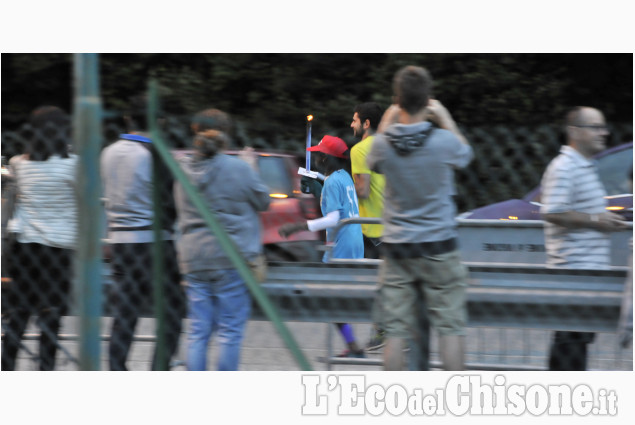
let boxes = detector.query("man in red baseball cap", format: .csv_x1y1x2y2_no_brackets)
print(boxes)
306,134,350,158
279,135,365,357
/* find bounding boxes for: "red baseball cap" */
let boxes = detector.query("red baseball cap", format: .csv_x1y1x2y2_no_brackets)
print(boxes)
307,135,349,158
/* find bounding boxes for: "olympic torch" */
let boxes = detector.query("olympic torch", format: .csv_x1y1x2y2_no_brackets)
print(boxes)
298,114,324,180
305,114,313,170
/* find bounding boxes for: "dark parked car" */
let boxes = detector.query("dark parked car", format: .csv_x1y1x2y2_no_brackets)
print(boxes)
460,142,633,221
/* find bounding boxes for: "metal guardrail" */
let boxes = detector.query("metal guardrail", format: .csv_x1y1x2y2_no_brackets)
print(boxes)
3,261,624,332
2,259,628,370
252,261,627,333
253,260,628,370
3,216,630,370
275,216,630,332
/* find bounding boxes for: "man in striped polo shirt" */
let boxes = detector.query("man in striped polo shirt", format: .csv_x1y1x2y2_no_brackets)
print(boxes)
540,106,627,370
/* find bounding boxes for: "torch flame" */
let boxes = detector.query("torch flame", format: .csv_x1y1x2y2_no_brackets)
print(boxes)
307,115,314,122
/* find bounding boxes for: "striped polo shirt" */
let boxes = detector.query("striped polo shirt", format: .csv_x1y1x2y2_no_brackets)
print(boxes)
540,146,609,269
7,154,78,249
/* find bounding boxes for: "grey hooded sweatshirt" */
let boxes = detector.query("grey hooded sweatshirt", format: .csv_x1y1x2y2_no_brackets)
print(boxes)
174,153,270,273
366,121,473,244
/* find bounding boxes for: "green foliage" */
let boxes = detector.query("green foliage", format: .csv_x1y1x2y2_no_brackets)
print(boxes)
2,53,632,146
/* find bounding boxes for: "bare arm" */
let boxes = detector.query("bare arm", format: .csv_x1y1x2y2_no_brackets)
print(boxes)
426,99,469,147
378,100,469,148
377,104,401,134
542,211,627,232
353,173,371,199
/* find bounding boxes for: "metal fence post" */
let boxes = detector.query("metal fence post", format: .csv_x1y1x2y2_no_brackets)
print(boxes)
148,86,168,370
73,53,103,370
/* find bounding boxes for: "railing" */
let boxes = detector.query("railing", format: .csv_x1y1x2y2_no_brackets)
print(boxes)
313,217,632,369
2,258,628,370
254,261,627,332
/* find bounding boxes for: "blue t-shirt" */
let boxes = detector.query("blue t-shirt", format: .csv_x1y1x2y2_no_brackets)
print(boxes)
320,169,364,261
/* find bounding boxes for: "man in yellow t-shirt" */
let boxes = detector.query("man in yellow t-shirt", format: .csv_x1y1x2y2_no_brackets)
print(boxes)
350,102,385,259
350,102,386,351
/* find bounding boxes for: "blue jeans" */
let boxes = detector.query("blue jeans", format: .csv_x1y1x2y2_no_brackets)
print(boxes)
185,269,251,371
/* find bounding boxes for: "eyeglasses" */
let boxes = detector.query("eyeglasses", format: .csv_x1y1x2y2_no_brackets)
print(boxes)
572,124,609,131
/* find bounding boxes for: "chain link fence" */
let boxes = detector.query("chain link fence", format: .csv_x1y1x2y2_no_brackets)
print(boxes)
4,118,632,213
1,101,632,371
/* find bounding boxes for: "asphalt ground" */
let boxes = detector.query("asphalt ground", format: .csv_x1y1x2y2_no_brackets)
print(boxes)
4,317,632,371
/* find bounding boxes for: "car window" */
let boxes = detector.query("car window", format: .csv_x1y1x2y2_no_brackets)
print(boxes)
258,156,293,196
596,146,633,195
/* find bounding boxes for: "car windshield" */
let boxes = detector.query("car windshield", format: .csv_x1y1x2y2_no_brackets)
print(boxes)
529,145,633,203
258,156,293,196
596,146,633,195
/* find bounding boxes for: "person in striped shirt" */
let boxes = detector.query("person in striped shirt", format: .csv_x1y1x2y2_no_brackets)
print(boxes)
540,106,627,370
2,106,77,371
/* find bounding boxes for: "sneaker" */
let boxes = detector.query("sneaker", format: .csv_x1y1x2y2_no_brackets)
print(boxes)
365,330,386,352
336,349,366,358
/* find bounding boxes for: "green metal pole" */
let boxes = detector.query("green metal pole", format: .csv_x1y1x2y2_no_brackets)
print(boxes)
149,90,168,370
73,53,103,371
147,80,312,371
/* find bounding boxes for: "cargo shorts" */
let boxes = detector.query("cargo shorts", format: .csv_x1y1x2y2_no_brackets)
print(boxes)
377,249,468,338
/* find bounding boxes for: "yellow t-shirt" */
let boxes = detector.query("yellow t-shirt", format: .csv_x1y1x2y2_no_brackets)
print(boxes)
350,135,385,238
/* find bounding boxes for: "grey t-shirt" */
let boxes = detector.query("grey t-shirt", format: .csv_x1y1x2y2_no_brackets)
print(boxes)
367,121,473,244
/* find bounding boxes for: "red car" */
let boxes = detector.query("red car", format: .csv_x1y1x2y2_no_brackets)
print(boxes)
174,149,324,262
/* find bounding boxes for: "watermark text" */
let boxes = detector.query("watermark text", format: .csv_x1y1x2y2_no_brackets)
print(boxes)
301,375,618,416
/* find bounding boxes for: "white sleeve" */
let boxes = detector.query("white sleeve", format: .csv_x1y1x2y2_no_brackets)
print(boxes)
307,210,340,232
